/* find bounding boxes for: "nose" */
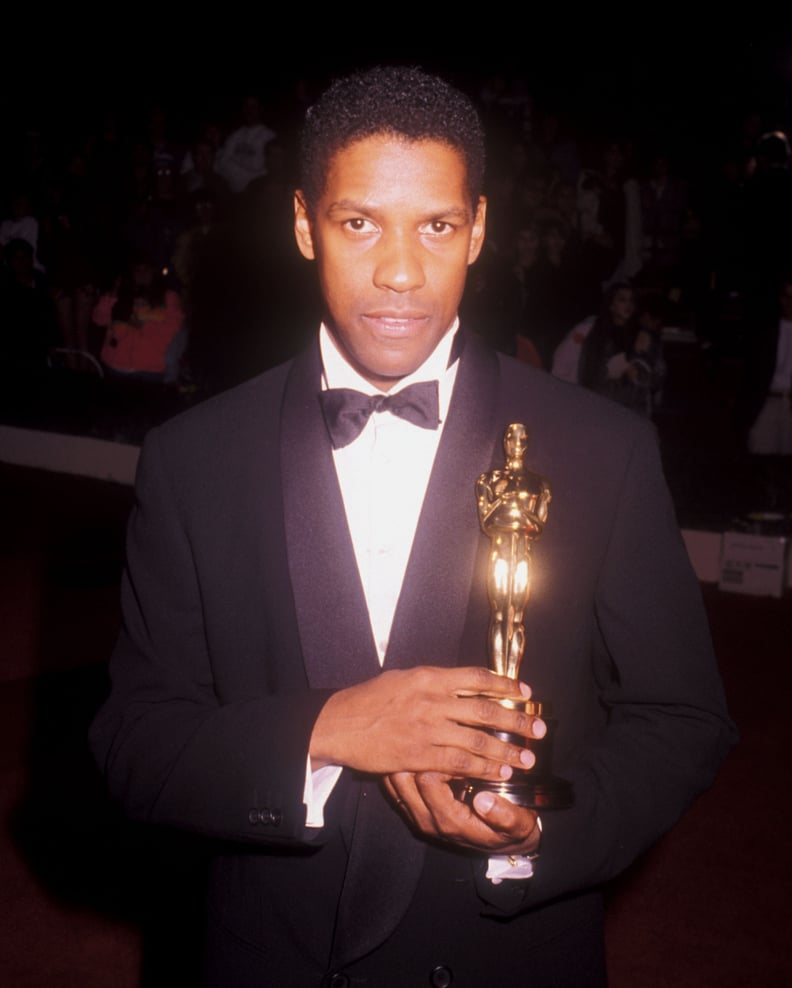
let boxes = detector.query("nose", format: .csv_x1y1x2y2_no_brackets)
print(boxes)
372,231,425,293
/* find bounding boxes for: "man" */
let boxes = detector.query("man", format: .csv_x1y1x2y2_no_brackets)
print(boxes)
91,67,734,986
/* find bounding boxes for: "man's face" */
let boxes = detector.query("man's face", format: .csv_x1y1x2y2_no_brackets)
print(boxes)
294,135,486,390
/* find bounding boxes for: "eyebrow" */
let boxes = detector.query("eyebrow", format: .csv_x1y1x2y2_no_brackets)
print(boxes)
326,199,472,221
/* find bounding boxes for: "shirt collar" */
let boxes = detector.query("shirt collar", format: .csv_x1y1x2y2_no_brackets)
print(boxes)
319,319,460,422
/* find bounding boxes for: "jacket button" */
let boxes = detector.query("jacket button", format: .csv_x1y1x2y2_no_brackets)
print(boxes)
328,973,349,988
270,809,282,826
248,809,259,825
430,964,453,987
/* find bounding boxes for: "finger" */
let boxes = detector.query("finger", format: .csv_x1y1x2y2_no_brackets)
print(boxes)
415,774,541,854
413,772,480,841
382,775,400,805
438,723,537,778
414,773,520,851
428,697,545,778
386,771,415,808
389,688,543,779
472,791,541,851
450,666,532,700
415,772,486,834
452,694,547,743
415,771,470,824
387,772,434,832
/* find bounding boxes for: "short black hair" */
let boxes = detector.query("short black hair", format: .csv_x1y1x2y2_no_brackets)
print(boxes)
299,66,485,213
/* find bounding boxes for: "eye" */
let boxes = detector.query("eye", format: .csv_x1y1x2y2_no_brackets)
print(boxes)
420,219,455,237
342,217,376,234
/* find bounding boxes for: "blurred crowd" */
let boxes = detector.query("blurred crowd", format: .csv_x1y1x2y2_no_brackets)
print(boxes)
2,74,791,454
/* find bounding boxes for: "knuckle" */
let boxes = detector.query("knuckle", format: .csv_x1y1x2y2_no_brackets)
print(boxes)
472,697,496,722
449,749,473,774
468,729,489,754
471,666,493,688
511,711,530,734
411,666,437,692
413,666,437,683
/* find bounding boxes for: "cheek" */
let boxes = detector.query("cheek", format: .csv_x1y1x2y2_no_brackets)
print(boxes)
318,258,362,307
431,253,471,298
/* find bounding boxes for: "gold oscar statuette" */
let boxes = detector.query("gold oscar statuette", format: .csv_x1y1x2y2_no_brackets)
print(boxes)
460,423,573,810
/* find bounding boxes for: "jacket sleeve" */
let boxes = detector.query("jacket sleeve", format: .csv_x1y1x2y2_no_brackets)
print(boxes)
90,427,334,847
520,420,736,908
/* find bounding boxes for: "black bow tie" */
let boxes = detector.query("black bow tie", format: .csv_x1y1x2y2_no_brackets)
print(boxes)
319,380,440,449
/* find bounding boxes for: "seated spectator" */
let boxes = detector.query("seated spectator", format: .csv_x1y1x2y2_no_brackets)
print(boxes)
94,259,183,379
552,282,637,389
571,284,664,418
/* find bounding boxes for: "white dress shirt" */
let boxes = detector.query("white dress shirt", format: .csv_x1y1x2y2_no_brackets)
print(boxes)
320,321,459,663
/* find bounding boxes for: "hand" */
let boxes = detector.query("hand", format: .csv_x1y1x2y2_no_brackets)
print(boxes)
309,665,545,784
385,771,542,856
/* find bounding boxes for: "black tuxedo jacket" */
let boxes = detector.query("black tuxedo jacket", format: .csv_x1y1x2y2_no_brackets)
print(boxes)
91,333,734,986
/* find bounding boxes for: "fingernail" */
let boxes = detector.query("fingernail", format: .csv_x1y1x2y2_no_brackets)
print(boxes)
519,682,531,698
475,792,495,814
531,718,547,739
499,764,513,780
520,749,536,769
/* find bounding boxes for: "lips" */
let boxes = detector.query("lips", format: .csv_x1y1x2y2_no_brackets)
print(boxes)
361,310,430,336
363,309,429,320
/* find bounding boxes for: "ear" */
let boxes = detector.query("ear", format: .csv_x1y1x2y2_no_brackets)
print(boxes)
294,191,315,260
467,196,487,266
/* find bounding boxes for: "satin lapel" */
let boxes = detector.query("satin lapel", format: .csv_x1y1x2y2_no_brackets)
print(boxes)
386,334,501,672
281,340,380,690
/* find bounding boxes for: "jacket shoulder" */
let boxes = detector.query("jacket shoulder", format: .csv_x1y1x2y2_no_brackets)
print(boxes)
496,353,654,446
149,361,292,457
